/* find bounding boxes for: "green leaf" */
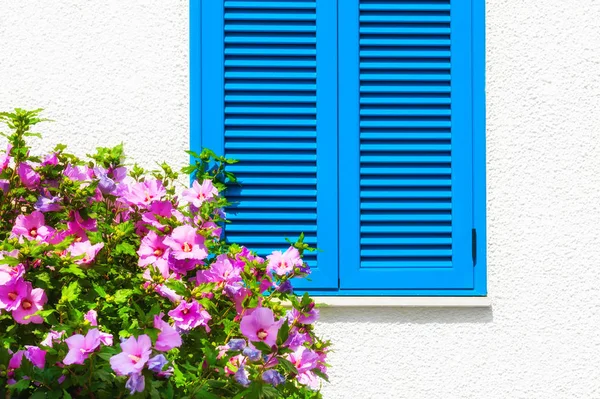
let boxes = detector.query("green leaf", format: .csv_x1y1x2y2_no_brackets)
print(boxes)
114,242,137,257
93,283,107,298
59,264,86,278
30,391,47,399
165,280,190,297
114,289,133,304
312,369,329,383
277,320,290,346
251,341,272,353
277,357,297,375
10,378,30,392
0,256,20,266
63,390,73,399
61,281,80,302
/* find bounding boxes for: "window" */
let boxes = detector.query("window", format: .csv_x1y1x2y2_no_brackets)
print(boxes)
190,0,486,296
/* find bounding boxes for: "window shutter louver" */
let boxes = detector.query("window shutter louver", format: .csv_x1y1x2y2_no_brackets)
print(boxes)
338,0,475,290
199,0,339,290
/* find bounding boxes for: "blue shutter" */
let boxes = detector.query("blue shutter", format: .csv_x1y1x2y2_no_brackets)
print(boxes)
199,0,339,290
338,0,475,290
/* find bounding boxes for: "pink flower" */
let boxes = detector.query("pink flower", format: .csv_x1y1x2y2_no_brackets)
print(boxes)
17,162,40,189
168,300,211,332
137,231,169,268
69,241,104,265
12,284,47,324
196,254,241,286
8,350,24,371
287,346,320,389
163,225,208,261
99,331,114,346
11,211,54,241
0,261,23,286
0,278,29,311
266,247,303,276
85,309,98,326
64,164,91,181
121,180,166,207
0,144,11,171
154,283,182,303
41,152,58,166
24,346,46,369
63,329,101,365
154,313,182,351
141,201,175,231
182,179,218,207
40,330,65,348
66,211,97,241
109,335,152,376
287,305,319,325
240,307,282,347
167,254,200,275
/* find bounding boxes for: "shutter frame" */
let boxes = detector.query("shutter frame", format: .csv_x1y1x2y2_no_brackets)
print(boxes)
339,0,476,291
197,0,339,290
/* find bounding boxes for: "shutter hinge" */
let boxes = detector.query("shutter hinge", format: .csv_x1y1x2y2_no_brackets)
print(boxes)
471,228,477,266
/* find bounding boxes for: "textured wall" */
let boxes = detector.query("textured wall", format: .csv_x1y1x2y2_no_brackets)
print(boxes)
2,1,600,398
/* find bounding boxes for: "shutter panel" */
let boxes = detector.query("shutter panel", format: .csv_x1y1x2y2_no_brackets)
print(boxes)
200,0,339,289
339,0,474,290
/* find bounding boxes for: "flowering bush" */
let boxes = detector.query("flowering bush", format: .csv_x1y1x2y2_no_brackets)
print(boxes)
0,109,330,398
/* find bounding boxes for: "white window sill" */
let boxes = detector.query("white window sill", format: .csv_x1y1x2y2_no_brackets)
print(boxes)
311,296,491,307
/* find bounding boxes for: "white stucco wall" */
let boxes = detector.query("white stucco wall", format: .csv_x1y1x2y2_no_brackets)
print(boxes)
1,1,600,398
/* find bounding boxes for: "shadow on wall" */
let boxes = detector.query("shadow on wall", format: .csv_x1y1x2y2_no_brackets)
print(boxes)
318,306,494,325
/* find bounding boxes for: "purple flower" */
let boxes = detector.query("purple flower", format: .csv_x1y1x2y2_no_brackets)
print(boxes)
262,370,285,386
227,339,246,351
110,335,152,376
242,347,261,362
63,329,101,365
267,247,303,276
168,300,211,332
24,346,46,369
276,280,294,294
234,366,250,387
125,373,145,394
163,225,208,261
182,179,218,208
93,167,117,194
154,313,182,351
0,179,9,193
147,354,168,373
12,284,47,325
240,307,282,347
85,309,98,326
17,162,40,189
34,194,62,213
